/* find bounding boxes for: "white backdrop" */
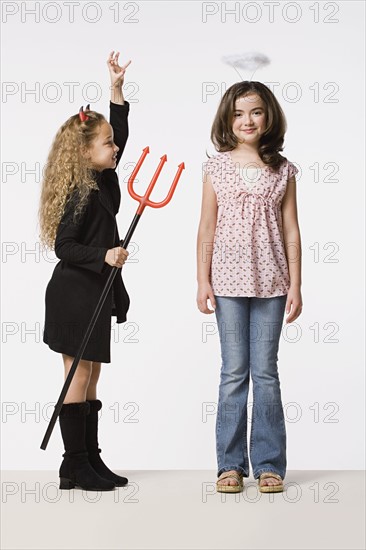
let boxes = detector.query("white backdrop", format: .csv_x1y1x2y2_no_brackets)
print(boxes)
1,1,364,471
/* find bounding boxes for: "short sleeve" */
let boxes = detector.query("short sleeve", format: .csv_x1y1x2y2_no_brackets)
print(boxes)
288,161,299,179
203,156,221,193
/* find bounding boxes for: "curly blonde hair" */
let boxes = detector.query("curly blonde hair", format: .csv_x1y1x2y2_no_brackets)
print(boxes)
38,108,107,249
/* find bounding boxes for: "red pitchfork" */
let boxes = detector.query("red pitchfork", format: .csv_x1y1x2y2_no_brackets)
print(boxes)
40,147,185,450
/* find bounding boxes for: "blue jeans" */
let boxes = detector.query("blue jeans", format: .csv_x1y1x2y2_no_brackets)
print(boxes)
214,295,287,480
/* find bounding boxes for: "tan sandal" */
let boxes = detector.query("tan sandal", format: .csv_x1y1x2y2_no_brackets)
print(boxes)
216,471,244,493
258,472,284,493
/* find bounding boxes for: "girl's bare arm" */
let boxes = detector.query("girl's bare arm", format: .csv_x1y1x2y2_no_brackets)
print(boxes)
196,171,218,313
281,175,302,288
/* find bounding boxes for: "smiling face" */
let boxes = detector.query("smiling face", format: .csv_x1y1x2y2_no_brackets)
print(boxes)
86,121,119,171
232,94,267,144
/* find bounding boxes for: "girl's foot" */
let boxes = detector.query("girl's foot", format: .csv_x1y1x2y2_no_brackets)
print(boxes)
216,470,244,493
259,476,281,487
258,472,284,493
217,469,241,486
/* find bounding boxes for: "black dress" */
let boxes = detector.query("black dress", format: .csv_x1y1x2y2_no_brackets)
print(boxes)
43,101,131,363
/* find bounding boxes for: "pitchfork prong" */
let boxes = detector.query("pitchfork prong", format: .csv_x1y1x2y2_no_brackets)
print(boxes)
127,146,149,203
128,147,185,215
145,162,185,209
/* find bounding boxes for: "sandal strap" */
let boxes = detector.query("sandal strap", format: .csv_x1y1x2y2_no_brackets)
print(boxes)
259,472,283,482
217,471,243,484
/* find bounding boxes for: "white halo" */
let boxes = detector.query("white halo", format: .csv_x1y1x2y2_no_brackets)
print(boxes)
222,52,271,72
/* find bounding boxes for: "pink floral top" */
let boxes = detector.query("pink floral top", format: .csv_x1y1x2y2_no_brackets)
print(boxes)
204,151,299,297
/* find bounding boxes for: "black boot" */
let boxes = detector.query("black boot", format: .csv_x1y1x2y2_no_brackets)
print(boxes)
86,399,128,487
58,401,115,491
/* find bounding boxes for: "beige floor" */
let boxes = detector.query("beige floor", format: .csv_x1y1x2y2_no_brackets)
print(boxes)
1,470,365,550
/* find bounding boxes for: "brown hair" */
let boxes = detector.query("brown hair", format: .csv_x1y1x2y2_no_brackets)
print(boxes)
38,108,107,249
209,81,288,170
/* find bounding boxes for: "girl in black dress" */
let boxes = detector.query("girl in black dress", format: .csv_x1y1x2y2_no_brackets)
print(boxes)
38,51,131,491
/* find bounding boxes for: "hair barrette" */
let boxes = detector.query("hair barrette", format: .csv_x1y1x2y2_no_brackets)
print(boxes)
79,104,91,122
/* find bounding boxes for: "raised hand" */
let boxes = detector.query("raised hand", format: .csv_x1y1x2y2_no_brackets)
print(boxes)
107,50,131,88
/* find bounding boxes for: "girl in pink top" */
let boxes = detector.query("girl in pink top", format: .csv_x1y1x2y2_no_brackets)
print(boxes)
197,81,303,493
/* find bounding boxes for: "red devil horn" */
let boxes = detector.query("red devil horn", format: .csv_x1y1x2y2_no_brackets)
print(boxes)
79,106,89,122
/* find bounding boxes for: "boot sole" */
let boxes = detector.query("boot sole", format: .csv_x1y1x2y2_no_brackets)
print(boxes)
59,477,115,491
114,480,129,487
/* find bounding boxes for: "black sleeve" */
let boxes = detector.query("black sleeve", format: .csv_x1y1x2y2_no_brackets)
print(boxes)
114,222,124,248
100,100,130,215
54,191,109,274
110,100,130,167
